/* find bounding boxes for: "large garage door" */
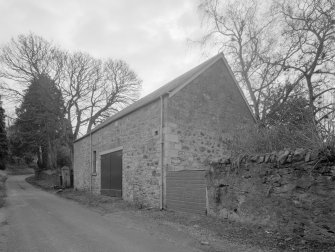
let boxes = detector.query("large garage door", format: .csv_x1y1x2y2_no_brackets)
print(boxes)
101,150,122,197
166,170,206,215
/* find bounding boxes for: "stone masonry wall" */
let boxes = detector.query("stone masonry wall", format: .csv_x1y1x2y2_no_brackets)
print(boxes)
165,59,255,172
206,149,335,242
74,99,162,207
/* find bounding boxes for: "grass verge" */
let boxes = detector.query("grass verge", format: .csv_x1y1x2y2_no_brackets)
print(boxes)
0,170,7,252
0,171,7,208
25,172,58,191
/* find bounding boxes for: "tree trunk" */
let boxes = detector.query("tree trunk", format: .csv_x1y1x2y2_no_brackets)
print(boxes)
64,118,74,169
305,75,317,124
41,145,48,169
47,136,58,170
35,146,43,179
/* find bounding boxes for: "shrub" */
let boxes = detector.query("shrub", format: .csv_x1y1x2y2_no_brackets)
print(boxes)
224,121,323,156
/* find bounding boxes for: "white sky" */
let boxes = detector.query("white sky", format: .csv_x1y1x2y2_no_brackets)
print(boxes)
0,0,213,103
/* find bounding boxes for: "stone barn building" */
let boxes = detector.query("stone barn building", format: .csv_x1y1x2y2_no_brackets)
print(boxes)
73,53,255,214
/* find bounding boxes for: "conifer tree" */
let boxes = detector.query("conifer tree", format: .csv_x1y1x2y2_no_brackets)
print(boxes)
15,74,65,169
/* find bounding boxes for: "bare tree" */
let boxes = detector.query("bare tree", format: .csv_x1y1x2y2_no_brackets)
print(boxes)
60,52,102,138
273,0,335,124
61,54,141,136
198,0,294,122
84,59,141,133
0,33,142,139
0,33,65,102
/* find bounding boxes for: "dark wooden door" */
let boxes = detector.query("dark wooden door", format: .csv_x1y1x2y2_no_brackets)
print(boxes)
101,150,122,197
101,153,111,193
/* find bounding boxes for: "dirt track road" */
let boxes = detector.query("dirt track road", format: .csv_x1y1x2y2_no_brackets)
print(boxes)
4,175,204,252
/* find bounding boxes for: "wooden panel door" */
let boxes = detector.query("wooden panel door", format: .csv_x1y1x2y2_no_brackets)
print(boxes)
101,150,122,197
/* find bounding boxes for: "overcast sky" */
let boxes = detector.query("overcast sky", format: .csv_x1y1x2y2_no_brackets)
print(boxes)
0,0,212,99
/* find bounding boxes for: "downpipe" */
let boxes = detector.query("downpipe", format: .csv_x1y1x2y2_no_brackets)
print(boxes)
160,95,165,210
90,130,93,193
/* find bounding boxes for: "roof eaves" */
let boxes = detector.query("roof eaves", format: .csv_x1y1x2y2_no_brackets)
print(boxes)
74,95,164,143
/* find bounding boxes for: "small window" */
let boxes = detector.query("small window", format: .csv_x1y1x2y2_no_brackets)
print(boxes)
93,151,97,173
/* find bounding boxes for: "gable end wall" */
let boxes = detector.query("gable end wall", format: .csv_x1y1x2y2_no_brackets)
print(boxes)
165,59,254,172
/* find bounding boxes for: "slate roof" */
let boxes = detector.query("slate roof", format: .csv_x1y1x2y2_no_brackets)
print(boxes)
74,53,254,142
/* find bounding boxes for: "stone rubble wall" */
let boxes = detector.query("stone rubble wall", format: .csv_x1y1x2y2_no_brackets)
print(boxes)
206,148,335,242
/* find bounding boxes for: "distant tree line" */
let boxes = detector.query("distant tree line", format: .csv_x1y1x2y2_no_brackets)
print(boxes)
0,33,142,170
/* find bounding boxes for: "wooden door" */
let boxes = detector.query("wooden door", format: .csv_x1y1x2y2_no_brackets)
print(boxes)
101,150,122,197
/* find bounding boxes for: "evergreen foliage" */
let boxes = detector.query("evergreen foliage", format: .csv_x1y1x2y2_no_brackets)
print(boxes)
15,74,66,169
0,105,8,170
